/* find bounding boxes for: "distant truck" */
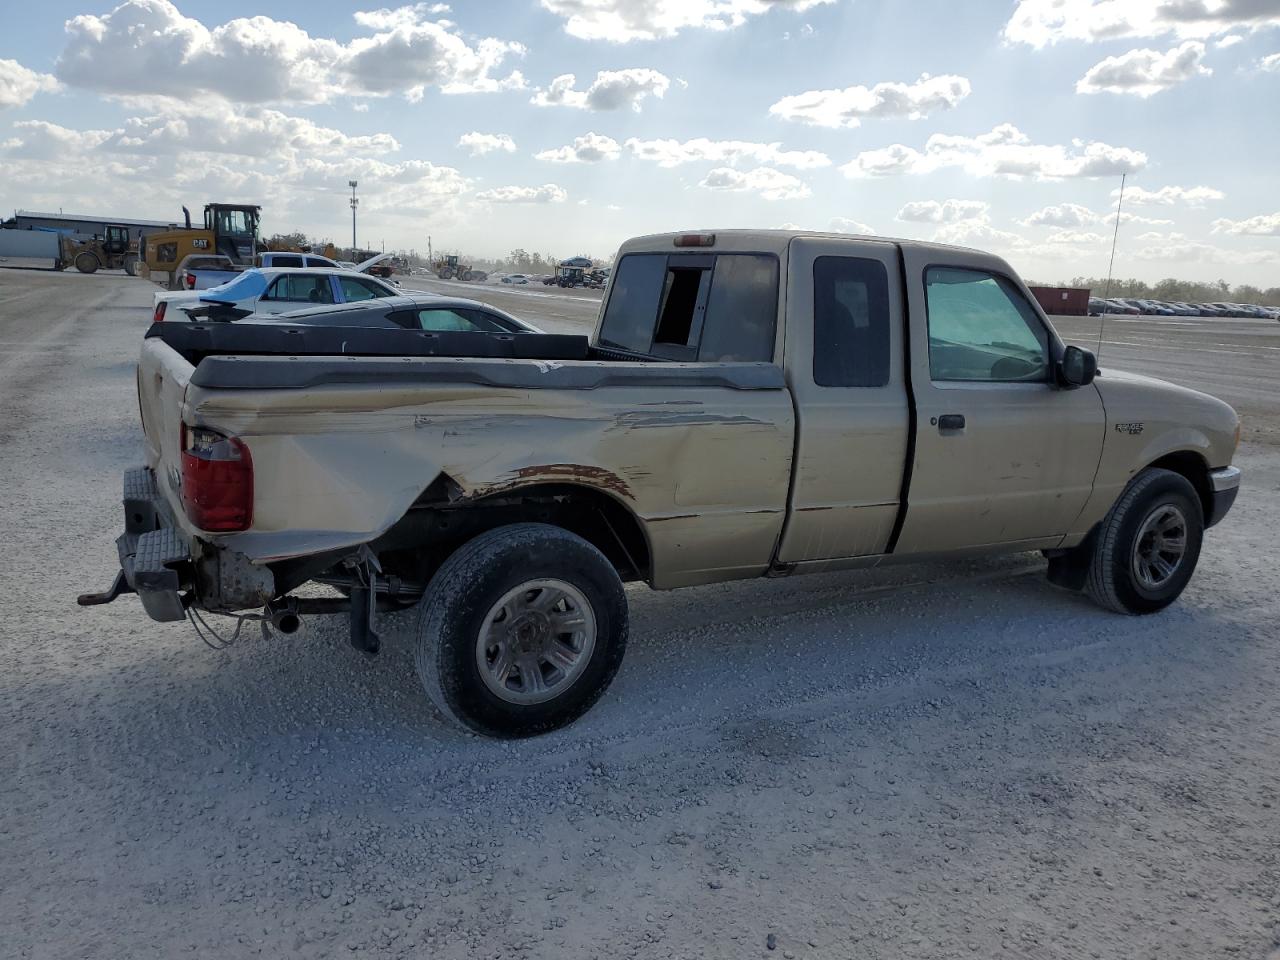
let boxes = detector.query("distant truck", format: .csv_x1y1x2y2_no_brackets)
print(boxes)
83,229,1241,739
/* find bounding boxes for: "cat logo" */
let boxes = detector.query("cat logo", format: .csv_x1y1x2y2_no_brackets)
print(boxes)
1114,422,1145,435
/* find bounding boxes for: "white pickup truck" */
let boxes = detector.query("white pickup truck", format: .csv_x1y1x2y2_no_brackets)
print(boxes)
83,229,1241,737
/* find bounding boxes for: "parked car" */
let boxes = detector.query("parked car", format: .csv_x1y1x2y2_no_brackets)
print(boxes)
250,294,541,333
1103,299,1141,315
1163,302,1200,317
173,254,238,291
1087,297,1107,316
151,267,399,323
501,274,530,284
88,228,1241,738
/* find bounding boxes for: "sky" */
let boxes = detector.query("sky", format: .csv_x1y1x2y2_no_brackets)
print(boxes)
1,0,1278,284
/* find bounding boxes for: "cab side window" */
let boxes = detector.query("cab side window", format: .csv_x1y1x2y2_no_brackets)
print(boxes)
813,256,891,387
925,268,1049,382
264,274,334,303
338,276,391,302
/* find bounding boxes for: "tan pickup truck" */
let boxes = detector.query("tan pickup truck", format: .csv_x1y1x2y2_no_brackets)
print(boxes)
81,230,1241,737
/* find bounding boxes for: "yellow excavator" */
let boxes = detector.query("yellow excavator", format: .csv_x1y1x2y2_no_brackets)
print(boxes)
140,203,261,285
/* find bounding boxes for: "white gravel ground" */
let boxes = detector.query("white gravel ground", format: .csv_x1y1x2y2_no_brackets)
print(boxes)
3,268,1279,959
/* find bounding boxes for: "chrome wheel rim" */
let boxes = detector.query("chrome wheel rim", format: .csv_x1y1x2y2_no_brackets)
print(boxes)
1131,503,1188,591
476,579,596,705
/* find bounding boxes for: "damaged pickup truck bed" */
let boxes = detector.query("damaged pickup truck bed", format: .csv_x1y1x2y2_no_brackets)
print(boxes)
82,230,1242,737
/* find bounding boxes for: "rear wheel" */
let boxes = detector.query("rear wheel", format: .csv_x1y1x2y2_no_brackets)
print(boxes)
123,255,139,276
1086,468,1204,614
413,523,628,738
75,252,99,274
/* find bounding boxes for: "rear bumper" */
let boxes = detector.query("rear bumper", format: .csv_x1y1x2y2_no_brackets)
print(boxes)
1207,465,1241,528
80,467,274,622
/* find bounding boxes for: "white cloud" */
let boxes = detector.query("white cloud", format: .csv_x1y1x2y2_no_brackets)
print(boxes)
841,123,1147,180
535,132,622,163
698,166,810,200
933,218,1027,248
769,74,971,128
1215,33,1245,46
1020,202,1175,226
0,59,59,110
1261,52,1280,69
474,183,568,203
1004,0,1280,48
53,0,526,105
539,0,834,42
3,106,399,163
896,199,990,223
1021,202,1099,226
459,131,516,156
530,68,670,111
1044,229,1108,244
1116,184,1225,204
1131,231,1280,264
1211,211,1280,235
828,217,876,234
1076,41,1210,96
624,137,829,169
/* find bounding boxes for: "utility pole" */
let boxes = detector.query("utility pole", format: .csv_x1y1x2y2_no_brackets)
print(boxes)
428,235,433,262
348,180,358,255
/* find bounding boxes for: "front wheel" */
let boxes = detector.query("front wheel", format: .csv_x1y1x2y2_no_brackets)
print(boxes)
1086,468,1204,614
75,252,99,274
413,523,628,737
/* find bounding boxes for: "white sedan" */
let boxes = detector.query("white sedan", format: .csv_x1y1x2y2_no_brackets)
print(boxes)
152,267,400,323
501,274,530,285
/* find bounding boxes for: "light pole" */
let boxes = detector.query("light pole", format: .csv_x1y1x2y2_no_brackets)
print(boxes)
348,180,358,255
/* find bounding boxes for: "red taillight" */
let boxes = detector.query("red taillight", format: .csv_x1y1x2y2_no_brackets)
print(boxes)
674,233,715,247
153,301,167,323
181,424,253,532
184,274,195,289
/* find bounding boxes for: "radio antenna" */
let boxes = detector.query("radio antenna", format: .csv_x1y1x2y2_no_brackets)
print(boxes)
1099,172,1127,361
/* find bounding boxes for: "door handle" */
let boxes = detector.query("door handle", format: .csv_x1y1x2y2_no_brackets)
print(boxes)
934,414,966,431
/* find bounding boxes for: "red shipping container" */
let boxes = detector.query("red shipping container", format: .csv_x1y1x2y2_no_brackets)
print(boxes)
1029,285,1091,317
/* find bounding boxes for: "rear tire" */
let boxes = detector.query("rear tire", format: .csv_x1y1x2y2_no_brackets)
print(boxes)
1086,468,1204,615
413,523,628,738
123,255,139,276
75,252,99,274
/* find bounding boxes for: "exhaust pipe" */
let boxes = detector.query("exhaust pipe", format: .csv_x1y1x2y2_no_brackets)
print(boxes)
182,206,191,229
266,600,301,634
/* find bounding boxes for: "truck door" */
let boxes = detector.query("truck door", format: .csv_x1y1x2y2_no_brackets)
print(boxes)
777,237,909,562
893,248,1105,553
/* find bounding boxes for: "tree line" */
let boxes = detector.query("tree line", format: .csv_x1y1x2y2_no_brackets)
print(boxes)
1034,276,1280,307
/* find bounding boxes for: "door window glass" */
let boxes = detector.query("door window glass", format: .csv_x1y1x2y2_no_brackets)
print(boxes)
338,276,392,301
925,268,1049,382
813,257,891,387
265,275,334,303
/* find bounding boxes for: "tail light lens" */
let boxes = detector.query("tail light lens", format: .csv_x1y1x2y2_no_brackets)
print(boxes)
181,424,253,532
153,301,167,323
184,273,195,289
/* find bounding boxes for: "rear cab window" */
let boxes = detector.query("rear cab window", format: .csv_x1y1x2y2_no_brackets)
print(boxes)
598,253,778,362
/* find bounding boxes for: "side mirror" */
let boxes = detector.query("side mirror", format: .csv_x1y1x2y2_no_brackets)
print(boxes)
1059,344,1097,388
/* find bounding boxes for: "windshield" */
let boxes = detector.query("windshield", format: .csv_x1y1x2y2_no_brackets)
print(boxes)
201,270,267,302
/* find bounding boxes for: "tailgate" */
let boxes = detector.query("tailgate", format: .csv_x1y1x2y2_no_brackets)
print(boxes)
136,337,194,519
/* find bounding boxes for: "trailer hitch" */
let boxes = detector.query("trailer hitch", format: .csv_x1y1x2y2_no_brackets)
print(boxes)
77,570,136,607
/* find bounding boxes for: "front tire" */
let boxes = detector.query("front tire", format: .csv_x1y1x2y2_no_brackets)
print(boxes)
1086,468,1204,615
75,252,99,274
413,523,628,738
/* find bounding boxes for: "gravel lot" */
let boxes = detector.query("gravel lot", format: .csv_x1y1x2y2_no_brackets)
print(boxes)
3,266,1279,960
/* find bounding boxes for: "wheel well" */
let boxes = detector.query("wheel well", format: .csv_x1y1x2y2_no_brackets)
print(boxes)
1147,451,1212,520
372,481,652,586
